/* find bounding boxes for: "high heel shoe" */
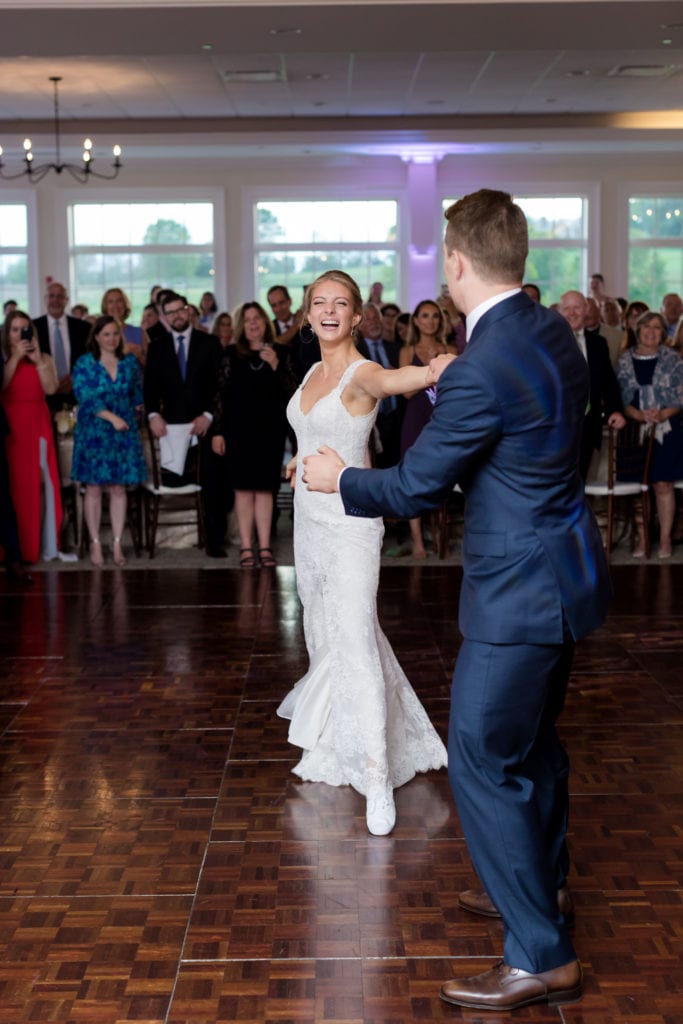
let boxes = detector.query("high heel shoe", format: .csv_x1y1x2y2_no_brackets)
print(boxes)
112,537,127,567
90,538,104,567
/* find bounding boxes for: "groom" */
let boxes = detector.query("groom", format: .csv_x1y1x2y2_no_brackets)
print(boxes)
302,189,611,1011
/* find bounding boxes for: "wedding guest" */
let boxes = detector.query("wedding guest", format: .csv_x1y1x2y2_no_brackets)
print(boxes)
71,316,147,567
1,310,63,563
617,310,683,559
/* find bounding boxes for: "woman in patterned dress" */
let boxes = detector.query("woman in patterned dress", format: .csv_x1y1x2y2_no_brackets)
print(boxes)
71,316,147,567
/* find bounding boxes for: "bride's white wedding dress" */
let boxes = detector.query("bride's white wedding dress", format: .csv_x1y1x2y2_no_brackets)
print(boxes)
277,359,447,822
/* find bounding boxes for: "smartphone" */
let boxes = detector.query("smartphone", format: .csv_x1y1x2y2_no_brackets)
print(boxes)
20,326,33,340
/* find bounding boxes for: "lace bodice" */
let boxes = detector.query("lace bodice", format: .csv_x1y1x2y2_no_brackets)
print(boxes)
287,358,376,523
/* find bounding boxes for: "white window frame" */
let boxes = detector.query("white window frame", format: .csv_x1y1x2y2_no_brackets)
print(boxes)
243,186,407,305
0,190,40,314
56,187,226,312
618,181,683,305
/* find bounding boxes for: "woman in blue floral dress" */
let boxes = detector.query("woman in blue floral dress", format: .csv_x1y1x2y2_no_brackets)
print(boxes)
72,315,147,566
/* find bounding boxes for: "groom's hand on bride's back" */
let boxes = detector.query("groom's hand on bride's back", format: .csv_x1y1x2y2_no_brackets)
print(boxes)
302,446,346,492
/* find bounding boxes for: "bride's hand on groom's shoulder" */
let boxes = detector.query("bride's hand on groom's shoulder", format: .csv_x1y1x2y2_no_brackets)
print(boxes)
302,446,345,493
427,352,456,384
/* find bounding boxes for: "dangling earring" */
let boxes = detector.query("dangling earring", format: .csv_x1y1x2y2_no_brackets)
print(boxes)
300,321,317,345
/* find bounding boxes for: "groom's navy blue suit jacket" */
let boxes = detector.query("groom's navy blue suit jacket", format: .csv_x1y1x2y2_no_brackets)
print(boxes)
340,291,611,645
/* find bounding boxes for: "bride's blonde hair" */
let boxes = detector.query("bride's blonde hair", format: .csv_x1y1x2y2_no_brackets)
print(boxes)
303,270,364,320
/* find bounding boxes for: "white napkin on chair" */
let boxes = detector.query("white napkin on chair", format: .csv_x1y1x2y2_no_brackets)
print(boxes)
159,423,197,476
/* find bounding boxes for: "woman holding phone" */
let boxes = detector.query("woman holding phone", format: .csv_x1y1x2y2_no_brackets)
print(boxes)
1,309,63,563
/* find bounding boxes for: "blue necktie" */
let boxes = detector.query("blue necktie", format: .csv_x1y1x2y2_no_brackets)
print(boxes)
53,320,68,380
177,335,186,380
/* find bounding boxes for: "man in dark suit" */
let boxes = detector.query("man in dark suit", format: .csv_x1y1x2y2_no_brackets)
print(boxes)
32,281,90,410
303,190,612,1011
267,284,319,383
355,302,402,467
558,290,625,479
143,292,224,555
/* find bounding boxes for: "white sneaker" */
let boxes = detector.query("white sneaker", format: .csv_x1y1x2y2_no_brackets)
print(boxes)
57,551,78,563
366,785,396,836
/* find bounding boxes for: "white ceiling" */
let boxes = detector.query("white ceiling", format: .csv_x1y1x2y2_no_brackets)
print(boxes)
0,0,682,158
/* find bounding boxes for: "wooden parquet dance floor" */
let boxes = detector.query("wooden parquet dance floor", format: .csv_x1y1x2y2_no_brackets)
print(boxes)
0,562,682,1023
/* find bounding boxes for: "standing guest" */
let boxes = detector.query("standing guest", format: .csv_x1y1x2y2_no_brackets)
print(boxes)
617,311,683,559
558,290,625,479
437,289,468,354
32,281,91,410
304,190,612,1010
267,284,319,384
101,287,148,366
589,272,607,305
140,303,159,335
3,299,17,316
0,354,32,582
355,302,402,466
71,316,147,567
600,297,625,367
380,302,401,342
395,311,411,344
146,288,176,344
211,312,234,348
143,292,223,556
278,269,448,835
522,282,541,303
70,303,89,320
1,310,65,563
367,281,383,305
623,299,650,350
399,299,455,558
198,291,218,329
211,302,296,568
661,292,682,339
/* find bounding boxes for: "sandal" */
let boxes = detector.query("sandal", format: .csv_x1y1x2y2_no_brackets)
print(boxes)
239,547,257,568
258,547,276,567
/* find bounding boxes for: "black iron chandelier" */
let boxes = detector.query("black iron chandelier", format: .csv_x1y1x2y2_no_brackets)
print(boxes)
0,77,122,184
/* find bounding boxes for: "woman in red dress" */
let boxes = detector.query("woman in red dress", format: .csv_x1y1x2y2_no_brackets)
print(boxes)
1,310,62,563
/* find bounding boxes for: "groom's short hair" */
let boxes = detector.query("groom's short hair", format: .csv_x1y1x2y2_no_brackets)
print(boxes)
444,189,528,285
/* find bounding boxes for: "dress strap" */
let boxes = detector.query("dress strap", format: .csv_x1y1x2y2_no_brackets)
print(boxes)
338,357,367,391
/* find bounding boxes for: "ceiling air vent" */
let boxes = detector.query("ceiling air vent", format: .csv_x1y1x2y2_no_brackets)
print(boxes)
607,64,677,78
222,69,284,83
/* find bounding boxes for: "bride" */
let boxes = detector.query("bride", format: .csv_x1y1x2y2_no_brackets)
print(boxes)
277,270,450,836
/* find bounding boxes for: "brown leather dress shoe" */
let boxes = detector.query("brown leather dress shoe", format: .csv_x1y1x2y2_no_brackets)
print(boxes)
440,958,583,1010
458,886,575,926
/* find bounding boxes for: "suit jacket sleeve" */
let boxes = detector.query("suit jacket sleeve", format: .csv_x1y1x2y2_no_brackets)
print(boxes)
143,336,164,415
340,357,502,518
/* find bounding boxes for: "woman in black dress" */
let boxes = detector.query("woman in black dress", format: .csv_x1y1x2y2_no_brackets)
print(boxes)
211,302,295,567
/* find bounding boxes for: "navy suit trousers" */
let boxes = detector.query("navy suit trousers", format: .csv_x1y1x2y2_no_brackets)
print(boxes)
448,630,577,973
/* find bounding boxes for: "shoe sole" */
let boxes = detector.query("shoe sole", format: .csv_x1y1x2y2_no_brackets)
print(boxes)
439,986,583,1010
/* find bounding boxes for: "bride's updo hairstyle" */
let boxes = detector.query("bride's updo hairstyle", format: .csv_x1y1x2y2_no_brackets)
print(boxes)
303,270,364,322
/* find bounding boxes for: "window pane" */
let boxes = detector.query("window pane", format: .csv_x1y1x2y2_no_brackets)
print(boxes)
0,253,28,307
69,201,216,321
0,205,28,247
525,246,583,299
71,202,214,246
516,197,584,239
628,246,683,307
256,249,397,306
256,201,397,245
629,198,683,239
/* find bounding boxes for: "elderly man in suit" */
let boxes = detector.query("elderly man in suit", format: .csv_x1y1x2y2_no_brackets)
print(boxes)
558,289,625,479
32,281,91,410
303,189,612,1011
143,292,224,555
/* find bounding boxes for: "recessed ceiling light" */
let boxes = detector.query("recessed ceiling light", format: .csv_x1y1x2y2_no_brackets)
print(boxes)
566,69,591,77
269,27,302,36
662,38,673,45
201,43,213,51
305,73,330,81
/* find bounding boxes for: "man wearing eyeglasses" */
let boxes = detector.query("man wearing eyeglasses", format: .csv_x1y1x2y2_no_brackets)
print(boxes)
143,292,224,554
